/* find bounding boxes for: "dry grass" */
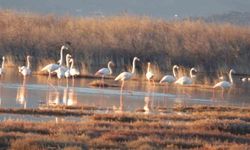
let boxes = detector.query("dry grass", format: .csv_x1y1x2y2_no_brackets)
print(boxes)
0,10,250,79
0,105,249,149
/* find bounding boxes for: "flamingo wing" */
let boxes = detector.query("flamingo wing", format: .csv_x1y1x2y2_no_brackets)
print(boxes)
160,75,175,83
115,72,132,81
41,64,60,72
213,81,231,89
95,68,109,76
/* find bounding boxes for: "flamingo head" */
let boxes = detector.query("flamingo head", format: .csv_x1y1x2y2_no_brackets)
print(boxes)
69,58,73,63
27,55,32,59
230,69,236,74
173,65,179,69
61,45,68,50
190,67,197,78
134,57,140,61
191,68,197,73
108,61,115,66
66,54,72,59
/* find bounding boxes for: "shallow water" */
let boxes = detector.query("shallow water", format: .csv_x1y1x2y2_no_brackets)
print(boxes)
0,68,249,115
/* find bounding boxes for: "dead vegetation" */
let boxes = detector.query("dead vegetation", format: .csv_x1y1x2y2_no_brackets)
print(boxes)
0,105,249,149
0,10,250,77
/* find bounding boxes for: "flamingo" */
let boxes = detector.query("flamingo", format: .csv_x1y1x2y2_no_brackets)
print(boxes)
69,58,80,77
64,54,72,79
54,54,71,79
160,65,179,84
18,56,32,77
95,61,114,87
115,57,140,89
213,69,235,99
0,56,5,76
175,67,197,85
41,45,68,78
146,62,154,83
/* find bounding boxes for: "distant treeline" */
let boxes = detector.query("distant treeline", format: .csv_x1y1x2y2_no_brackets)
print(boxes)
0,10,250,75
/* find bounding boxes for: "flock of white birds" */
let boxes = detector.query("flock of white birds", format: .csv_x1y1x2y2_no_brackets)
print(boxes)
0,45,249,99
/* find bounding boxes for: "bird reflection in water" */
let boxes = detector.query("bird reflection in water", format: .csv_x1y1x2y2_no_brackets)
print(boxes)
113,89,124,113
143,96,152,114
16,78,28,108
46,82,78,106
63,85,78,106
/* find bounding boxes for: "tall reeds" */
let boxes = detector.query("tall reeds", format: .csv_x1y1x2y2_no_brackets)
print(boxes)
0,10,250,76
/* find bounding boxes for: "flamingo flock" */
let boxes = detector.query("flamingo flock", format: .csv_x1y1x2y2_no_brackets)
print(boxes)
0,45,248,103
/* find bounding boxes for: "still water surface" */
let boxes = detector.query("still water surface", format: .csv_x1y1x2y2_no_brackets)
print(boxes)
0,68,249,113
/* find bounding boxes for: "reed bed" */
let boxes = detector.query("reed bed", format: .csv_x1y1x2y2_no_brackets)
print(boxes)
0,10,250,79
0,105,249,149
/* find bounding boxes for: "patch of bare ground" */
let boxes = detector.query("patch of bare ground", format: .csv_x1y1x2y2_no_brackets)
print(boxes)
0,105,249,149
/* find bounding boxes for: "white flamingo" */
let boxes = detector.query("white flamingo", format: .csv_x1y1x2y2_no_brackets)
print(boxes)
95,61,114,87
146,62,154,82
115,57,140,91
175,67,197,85
160,65,179,84
18,56,32,77
0,56,5,76
69,58,80,77
64,54,72,79
41,45,68,78
54,54,71,79
213,69,235,99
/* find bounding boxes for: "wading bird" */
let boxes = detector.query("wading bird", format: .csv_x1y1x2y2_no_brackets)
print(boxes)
213,69,235,99
146,62,154,84
0,56,5,76
69,58,80,77
54,54,72,79
95,61,114,87
175,67,197,85
160,65,179,84
115,57,140,91
41,45,68,78
18,56,32,77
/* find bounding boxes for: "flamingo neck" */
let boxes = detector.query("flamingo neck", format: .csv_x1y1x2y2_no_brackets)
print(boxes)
70,59,74,69
173,66,177,78
66,56,70,68
147,63,150,73
27,57,30,69
131,58,137,74
190,69,194,78
1,58,5,69
229,70,234,84
59,48,64,66
108,62,112,75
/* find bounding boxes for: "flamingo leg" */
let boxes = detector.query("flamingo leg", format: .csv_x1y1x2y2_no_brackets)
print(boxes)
221,89,225,100
119,80,125,112
163,84,169,107
72,76,75,87
66,77,69,88
102,75,105,88
212,89,216,100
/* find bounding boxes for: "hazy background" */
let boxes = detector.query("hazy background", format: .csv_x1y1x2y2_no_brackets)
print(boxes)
0,0,250,20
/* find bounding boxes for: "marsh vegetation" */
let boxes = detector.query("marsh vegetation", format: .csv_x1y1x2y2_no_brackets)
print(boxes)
0,10,250,76
0,105,249,149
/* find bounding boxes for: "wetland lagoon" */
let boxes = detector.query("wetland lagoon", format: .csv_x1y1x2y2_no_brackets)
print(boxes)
0,67,249,149
0,10,250,149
